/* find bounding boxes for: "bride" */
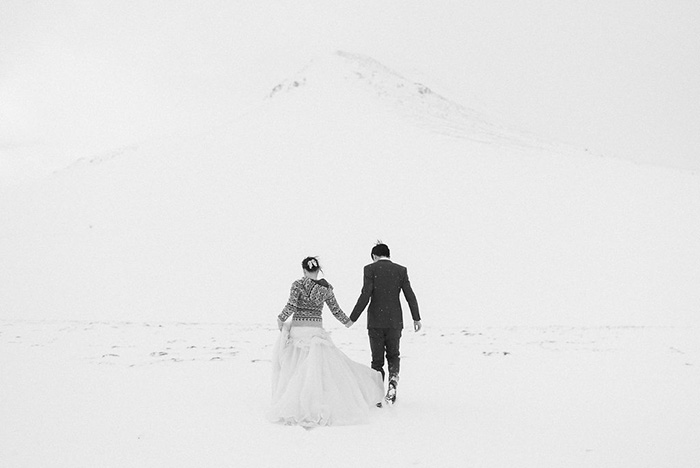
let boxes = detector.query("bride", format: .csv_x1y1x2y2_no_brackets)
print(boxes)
268,256,383,427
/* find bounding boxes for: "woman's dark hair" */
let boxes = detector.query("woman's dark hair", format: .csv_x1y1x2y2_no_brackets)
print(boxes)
371,242,390,258
302,256,321,273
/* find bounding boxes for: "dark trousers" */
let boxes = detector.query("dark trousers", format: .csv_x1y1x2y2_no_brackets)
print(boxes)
368,328,402,381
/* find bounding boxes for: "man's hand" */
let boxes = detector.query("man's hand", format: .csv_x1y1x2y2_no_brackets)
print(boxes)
345,320,354,328
414,320,422,332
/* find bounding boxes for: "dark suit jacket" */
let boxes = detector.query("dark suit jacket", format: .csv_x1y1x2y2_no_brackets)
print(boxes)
350,259,420,329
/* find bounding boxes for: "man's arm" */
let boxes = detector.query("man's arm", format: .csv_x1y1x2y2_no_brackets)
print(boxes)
401,269,420,322
349,265,374,323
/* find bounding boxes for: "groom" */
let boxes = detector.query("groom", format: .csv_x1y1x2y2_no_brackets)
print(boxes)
347,242,421,406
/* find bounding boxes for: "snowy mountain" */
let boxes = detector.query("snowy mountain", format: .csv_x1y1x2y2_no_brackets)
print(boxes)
1,51,699,326
267,51,548,149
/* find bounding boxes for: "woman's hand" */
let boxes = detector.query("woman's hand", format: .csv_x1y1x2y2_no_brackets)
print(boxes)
277,318,284,331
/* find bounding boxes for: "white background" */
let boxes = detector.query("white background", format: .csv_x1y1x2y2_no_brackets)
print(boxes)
2,0,699,176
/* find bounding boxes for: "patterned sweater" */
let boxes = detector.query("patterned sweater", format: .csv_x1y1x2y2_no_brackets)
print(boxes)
278,277,350,326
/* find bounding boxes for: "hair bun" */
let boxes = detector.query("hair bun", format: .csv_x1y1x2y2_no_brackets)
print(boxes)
302,256,321,272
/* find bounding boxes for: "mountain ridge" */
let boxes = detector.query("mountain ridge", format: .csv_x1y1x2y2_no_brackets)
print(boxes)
264,50,554,151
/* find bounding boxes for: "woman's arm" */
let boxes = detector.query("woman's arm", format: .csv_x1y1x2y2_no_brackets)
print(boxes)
278,282,300,323
325,290,351,325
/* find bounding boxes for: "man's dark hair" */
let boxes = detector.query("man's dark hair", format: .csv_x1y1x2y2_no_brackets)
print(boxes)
371,242,390,258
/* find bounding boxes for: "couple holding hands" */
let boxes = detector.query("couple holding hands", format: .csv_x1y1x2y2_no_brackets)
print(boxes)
269,242,422,427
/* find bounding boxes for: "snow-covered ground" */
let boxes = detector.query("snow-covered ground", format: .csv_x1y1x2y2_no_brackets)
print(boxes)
2,51,700,466
1,320,698,467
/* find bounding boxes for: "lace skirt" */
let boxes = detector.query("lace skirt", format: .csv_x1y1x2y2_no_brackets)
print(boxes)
268,323,384,427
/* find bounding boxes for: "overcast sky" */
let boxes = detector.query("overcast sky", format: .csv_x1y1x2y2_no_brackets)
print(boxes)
1,0,699,171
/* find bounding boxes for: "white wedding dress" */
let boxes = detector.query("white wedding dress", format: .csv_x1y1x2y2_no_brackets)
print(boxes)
268,322,384,427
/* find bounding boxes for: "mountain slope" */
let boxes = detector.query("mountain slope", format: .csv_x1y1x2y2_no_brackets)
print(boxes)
1,51,699,326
